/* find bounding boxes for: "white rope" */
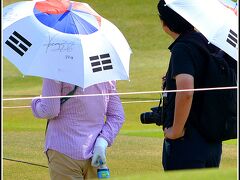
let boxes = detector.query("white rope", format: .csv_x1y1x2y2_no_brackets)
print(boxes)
3,106,31,109
3,99,161,109
122,100,160,104
2,86,238,102
2,86,238,109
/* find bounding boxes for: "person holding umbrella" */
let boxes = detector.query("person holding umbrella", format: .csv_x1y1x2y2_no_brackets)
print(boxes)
156,0,222,170
3,0,130,178
31,79,124,179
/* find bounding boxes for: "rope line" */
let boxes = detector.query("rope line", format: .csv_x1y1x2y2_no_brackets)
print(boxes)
2,86,238,169
3,86,238,101
3,157,48,169
3,100,161,109
3,106,31,109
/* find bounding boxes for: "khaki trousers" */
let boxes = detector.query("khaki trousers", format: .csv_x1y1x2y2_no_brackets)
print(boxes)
46,149,98,180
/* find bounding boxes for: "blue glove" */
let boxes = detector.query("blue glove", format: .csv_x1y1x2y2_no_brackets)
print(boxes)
91,137,108,167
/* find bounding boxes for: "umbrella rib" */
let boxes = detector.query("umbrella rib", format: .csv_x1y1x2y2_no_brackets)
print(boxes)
67,11,90,87
63,11,79,34
100,30,129,79
70,13,89,34
68,12,82,34
66,12,87,86
70,11,98,35
40,11,72,34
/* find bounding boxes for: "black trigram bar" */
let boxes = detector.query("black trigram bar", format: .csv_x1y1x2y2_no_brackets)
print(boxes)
93,67,102,72
103,65,113,70
91,61,101,67
100,54,110,59
102,60,111,65
100,53,113,71
89,55,102,72
5,31,32,56
89,53,113,73
226,29,238,48
90,55,99,61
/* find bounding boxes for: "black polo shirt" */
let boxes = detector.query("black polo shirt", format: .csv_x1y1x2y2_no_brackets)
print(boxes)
162,31,217,129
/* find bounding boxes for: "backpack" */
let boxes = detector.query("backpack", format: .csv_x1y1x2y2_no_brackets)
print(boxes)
183,40,237,142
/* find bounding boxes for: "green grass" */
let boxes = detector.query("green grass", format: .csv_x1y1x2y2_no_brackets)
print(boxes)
2,0,238,179
115,168,237,180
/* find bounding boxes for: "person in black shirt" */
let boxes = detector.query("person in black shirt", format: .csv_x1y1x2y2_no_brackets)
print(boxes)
157,0,222,170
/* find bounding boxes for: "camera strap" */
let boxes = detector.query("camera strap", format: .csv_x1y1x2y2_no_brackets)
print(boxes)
161,75,168,108
158,88,168,123
157,94,162,109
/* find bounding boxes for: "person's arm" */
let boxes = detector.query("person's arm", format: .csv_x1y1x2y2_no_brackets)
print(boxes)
164,74,194,139
99,81,125,146
31,79,62,119
91,81,125,167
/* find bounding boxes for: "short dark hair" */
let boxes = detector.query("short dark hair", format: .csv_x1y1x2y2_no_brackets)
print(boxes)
157,0,194,34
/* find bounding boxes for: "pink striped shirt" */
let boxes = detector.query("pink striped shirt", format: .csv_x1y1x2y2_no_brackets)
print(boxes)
31,78,125,160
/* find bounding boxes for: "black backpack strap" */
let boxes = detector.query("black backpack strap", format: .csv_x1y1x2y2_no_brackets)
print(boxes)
179,39,214,58
45,85,78,135
60,85,78,105
177,39,227,86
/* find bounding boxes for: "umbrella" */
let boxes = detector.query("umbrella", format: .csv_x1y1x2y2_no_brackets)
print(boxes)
3,0,132,88
164,0,238,60
218,0,238,15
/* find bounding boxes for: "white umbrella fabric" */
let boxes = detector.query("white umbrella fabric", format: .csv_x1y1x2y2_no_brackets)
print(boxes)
3,0,132,88
218,0,238,15
164,0,238,60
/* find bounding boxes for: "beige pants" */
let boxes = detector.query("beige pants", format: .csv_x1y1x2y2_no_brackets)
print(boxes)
46,149,98,180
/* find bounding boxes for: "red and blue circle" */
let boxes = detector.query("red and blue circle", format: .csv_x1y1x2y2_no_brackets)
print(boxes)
33,0,101,35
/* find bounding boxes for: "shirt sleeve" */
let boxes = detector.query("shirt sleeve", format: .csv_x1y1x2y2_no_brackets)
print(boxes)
170,43,195,78
31,78,62,119
99,81,125,146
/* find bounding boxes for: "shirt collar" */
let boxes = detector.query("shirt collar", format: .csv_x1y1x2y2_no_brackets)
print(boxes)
168,31,197,51
168,33,184,51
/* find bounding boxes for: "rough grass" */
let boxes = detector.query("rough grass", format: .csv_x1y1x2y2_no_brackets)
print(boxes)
3,131,237,179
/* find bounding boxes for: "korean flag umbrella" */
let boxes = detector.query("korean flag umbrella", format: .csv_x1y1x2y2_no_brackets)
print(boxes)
164,0,238,60
3,0,132,88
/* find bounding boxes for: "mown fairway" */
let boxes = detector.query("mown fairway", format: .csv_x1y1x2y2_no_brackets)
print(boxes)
3,0,237,179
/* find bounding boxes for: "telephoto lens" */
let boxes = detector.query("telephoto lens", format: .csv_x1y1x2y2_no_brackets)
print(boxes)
140,112,156,124
140,106,163,126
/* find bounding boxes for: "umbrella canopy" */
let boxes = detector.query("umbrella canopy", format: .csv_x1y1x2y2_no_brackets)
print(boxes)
218,0,238,15
164,0,238,60
3,0,132,88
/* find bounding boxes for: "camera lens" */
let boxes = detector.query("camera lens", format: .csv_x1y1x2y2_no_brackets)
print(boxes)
140,112,156,124
140,113,146,123
140,106,163,126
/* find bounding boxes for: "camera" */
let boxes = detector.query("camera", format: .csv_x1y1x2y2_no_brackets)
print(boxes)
140,106,163,126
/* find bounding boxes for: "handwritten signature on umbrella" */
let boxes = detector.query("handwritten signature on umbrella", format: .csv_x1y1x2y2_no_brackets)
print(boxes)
43,35,77,53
